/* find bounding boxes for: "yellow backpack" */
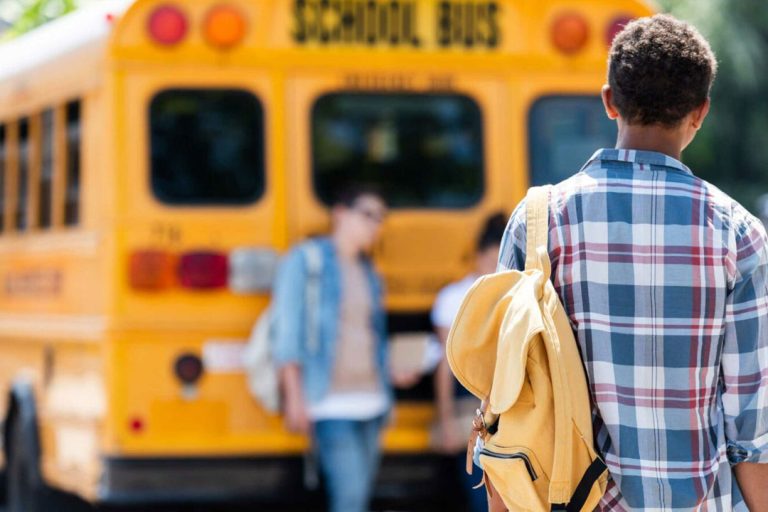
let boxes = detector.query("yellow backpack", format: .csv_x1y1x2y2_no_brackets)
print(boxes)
447,186,608,511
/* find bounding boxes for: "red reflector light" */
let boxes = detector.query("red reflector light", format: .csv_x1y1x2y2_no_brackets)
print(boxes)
551,12,590,55
148,5,188,46
129,250,177,290
129,416,145,433
606,16,634,46
179,252,228,289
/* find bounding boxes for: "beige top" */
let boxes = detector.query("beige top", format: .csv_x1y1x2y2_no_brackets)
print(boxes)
329,257,380,393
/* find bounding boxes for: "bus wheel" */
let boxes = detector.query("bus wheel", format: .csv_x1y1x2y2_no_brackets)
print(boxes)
6,412,55,512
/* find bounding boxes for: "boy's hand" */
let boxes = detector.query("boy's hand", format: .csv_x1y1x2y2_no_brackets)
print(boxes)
279,364,310,435
391,368,422,389
437,419,464,454
283,394,310,435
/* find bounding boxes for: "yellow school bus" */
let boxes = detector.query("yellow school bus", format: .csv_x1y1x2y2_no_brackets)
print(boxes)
0,0,654,508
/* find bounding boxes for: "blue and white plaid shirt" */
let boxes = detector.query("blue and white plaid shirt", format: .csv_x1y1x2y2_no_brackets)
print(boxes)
499,149,768,511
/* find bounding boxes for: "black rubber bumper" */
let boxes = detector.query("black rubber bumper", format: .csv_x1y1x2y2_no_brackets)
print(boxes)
99,453,464,510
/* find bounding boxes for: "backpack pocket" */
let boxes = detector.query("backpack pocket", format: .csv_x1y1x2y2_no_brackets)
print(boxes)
479,444,549,512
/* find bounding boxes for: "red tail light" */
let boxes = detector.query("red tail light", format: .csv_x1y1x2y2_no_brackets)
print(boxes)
148,5,188,46
129,250,177,290
179,251,229,289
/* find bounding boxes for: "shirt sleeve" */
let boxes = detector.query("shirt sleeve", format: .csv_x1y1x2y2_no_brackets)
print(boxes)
497,199,528,272
722,214,768,464
431,287,454,329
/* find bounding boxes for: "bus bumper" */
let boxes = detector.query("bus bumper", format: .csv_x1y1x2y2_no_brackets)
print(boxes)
98,454,463,509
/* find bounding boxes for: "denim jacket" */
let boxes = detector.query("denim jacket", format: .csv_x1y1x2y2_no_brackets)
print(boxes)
270,237,392,405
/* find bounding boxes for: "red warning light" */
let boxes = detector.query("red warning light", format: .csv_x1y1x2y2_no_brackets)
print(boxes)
147,5,188,46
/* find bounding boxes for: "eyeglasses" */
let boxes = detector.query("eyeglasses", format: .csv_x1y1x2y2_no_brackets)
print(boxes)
352,206,387,225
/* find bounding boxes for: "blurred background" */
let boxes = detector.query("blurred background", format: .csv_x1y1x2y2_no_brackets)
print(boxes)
0,1,766,511
4,0,768,215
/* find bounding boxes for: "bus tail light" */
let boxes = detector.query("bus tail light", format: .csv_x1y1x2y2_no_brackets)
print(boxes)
203,5,247,50
179,251,229,289
148,5,188,46
129,250,177,290
229,248,279,294
606,16,634,46
551,12,590,55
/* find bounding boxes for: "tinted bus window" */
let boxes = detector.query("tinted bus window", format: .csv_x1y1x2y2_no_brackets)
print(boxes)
40,109,54,229
528,96,617,185
65,101,81,226
312,93,484,209
150,89,265,205
17,119,29,231
0,125,5,232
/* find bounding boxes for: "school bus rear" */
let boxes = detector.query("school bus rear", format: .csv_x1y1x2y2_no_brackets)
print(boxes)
0,0,654,507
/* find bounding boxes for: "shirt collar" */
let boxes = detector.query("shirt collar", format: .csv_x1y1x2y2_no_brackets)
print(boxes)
583,148,693,176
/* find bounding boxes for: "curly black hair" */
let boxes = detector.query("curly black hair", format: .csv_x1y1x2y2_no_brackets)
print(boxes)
608,14,717,126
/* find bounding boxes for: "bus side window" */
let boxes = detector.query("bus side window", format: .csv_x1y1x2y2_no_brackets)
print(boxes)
65,101,81,226
17,118,29,231
39,109,54,229
528,96,616,185
0,124,5,233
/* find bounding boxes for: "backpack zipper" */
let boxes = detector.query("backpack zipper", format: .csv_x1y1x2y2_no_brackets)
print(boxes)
479,449,538,481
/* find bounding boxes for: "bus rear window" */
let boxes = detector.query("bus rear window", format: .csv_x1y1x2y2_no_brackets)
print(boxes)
150,89,265,205
528,96,617,185
312,93,484,209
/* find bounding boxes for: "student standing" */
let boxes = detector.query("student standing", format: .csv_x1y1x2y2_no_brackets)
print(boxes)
271,185,391,512
431,213,507,511
498,15,768,510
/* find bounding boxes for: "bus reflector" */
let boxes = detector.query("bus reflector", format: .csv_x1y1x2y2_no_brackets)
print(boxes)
129,416,145,434
551,12,590,55
148,5,188,46
203,5,247,50
606,16,634,46
129,250,177,290
179,251,229,289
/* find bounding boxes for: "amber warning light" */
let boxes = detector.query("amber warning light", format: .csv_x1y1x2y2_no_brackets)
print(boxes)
204,5,247,49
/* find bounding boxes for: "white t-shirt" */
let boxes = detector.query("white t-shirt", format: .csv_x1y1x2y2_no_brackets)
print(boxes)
422,274,479,373
431,274,479,329
427,274,478,390
309,391,390,421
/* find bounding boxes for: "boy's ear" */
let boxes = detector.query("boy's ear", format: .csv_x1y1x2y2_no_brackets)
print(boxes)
691,98,711,130
601,85,620,120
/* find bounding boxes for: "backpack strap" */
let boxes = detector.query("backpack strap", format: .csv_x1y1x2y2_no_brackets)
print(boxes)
525,185,575,504
550,457,608,511
303,242,323,355
525,186,552,280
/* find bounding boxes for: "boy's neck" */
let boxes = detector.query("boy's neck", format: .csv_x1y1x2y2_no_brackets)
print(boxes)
615,122,687,161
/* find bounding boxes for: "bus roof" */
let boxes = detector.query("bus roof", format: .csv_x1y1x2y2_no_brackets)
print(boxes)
0,0,130,113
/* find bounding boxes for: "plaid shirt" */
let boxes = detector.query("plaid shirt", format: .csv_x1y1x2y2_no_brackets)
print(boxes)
499,149,768,511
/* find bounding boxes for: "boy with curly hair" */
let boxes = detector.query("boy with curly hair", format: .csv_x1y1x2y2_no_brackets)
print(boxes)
498,14,768,510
